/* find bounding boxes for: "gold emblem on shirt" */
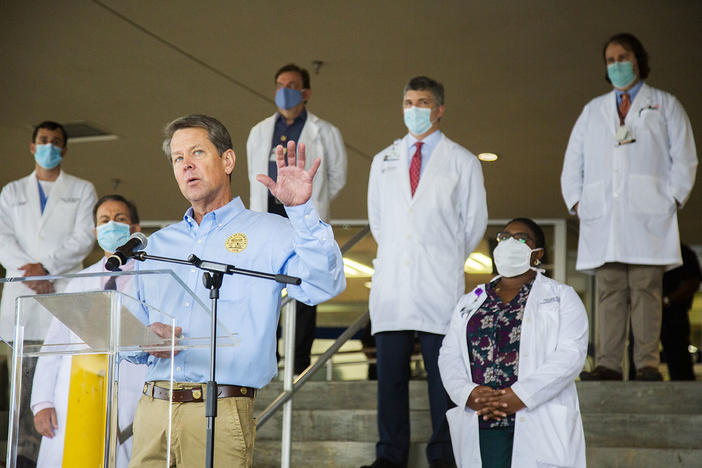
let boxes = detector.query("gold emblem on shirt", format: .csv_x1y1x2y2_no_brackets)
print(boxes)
225,233,248,253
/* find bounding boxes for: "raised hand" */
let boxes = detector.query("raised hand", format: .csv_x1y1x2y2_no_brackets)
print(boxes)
256,141,321,207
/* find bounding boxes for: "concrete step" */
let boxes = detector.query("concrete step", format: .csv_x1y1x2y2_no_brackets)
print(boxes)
255,381,702,414
256,408,702,449
252,442,702,468
576,381,702,415
253,441,429,468
582,414,702,449
585,447,702,468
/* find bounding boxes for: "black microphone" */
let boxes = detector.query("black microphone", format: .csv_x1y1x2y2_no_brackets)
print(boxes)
105,232,148,271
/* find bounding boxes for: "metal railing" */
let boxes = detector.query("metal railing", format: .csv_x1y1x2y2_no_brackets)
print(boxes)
256,225,371,468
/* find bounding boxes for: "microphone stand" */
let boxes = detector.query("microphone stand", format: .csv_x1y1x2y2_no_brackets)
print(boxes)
132,251,301,468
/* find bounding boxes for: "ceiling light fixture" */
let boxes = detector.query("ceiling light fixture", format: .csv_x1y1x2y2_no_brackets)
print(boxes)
343,257,375,278
478,153,498,162
464,252,493,274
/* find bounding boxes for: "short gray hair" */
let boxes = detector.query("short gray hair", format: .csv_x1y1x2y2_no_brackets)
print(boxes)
162,114,233,162
402,76,445,106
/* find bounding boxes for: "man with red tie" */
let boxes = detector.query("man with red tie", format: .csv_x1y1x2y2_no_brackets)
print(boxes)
365,76,488,468
561,33,698,381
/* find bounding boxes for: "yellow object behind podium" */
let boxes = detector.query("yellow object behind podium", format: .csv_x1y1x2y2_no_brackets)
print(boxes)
62,354,109,467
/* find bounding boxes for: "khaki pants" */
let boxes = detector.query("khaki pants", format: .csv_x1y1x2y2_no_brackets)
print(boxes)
129,383,256,468
595,263,664,372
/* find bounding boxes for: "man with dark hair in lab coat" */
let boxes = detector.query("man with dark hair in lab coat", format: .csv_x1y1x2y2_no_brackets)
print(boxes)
0,120,96,467
246,63,347,376
561,33,698,382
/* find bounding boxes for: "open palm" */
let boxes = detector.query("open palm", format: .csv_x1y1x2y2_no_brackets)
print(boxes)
256,141,321,207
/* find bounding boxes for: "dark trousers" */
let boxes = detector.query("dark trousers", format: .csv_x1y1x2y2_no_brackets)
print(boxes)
479,427,514,468
294,301,317,375
661,306,695,380
276,302,317,375
375,331,454,466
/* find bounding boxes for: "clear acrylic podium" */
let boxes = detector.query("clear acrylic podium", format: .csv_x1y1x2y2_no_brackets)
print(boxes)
1,269,239,468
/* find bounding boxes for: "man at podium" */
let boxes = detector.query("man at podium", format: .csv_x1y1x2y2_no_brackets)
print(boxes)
31,194,146,468
128,114,346,467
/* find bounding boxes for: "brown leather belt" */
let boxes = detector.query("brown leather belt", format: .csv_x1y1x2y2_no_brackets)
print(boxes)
143,382,255,402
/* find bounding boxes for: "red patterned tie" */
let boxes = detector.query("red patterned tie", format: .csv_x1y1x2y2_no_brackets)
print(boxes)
618,93,630,125
409,142,423,196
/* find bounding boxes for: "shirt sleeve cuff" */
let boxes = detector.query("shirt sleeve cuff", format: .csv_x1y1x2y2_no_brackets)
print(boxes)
31,401,54,415
284,201,322,231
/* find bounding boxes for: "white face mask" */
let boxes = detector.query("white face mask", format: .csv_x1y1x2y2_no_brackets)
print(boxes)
493,238,543,278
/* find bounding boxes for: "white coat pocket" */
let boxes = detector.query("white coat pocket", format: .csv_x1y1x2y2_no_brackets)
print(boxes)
446,406,480,468
578,182,606,220
523,403,580,467
627,175,674,215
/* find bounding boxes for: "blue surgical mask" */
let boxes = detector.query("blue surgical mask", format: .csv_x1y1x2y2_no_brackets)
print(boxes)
607,61,637,89
403,106,433,135
34,144,63,169
97,221,131,253
275,87,304,110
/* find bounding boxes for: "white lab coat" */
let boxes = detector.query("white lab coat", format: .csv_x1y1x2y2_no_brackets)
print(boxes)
367,133,488,335
31,258,147,468
0,170,96,340
438,273,588,468
561,83,698,271
247,111,347,221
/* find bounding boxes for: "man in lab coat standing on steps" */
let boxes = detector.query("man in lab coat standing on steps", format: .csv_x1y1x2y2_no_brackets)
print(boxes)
364,76,488,468
247,63,347,376
561,33,698,382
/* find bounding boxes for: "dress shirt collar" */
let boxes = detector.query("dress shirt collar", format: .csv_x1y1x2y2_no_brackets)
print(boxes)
183,197,245,231
614,80,644,105
406,129,442,158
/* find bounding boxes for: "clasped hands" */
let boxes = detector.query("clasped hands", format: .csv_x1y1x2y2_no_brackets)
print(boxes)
19,262,54,294
256,141,321,206
467,385,526,421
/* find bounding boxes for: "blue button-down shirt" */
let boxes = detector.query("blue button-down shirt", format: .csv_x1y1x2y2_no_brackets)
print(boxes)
134,197,345,388
405,129,442,177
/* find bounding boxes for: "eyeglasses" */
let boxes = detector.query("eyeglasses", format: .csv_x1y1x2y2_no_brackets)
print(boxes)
496,231,532,244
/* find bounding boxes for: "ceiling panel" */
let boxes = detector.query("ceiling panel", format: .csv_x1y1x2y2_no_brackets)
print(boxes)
1,0,700,240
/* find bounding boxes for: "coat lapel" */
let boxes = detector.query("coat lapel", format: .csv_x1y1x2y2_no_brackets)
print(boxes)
412,134,449,202
625,82,653,125
25,171,42,222
299,113,319,169
38,170,66,231
598,90,619,136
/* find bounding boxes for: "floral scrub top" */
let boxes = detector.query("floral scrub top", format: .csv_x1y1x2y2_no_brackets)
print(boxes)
467,278,533,429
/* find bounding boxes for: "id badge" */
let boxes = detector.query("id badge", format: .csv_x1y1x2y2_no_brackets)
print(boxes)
615,125,636,145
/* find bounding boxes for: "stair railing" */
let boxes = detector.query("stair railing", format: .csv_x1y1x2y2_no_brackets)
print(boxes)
256,225,371,468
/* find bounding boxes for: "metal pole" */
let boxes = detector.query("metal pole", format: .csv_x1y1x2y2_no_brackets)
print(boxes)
280,299,296,468
204,272,223,468
553,219,567,284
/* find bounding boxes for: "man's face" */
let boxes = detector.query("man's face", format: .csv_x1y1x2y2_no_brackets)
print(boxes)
605,42,640,79
402,89,445,133
94,199,139,234
30,128,67,156
169,127,235,205
275,71,310,111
